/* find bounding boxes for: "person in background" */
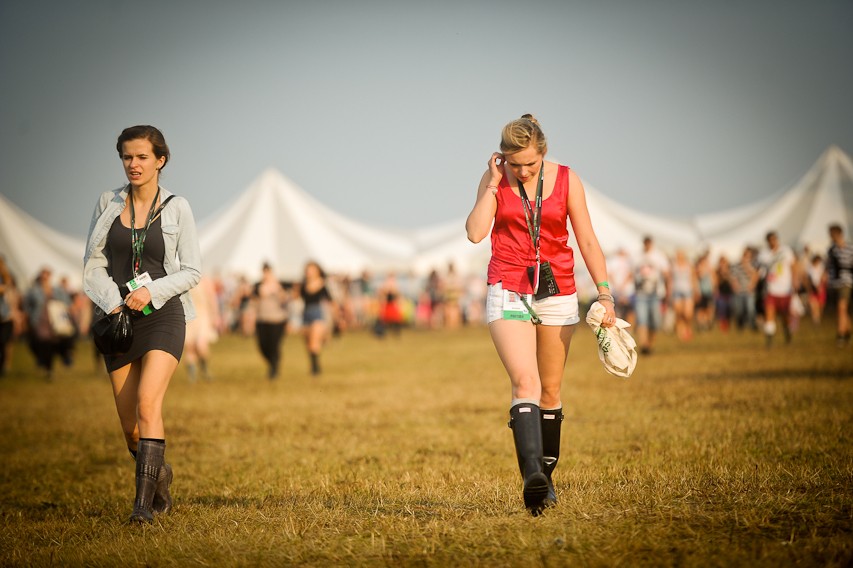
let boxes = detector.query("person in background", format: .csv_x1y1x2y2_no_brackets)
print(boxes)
465,114,616,515
252,263,290,380
443,263,464,330
670,249,697,341
730,247,759,331
0,256,16,377
827,224,853,347
805,254,827,326
694,252,715,331
298,261,334,376
376,272,404,337
606,248,635,327
715,256,734,333
184,275,220,382
24,267,73,380
758,231,799,347
424,269,443,329
634,236,670,355
231,275,255,336
83,125,201,523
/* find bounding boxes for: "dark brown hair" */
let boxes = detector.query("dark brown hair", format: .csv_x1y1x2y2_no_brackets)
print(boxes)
116,125,170,171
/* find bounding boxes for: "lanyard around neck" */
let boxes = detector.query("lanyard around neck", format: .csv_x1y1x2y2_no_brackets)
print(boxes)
517,163,545,259
129,186,161,277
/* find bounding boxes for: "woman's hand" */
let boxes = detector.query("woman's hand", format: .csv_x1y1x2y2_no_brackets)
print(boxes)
487,152,505,185
599,299,617,328
124,286,152,312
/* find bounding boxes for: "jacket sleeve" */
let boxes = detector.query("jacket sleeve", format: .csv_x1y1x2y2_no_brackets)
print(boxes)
145,197,202,309
82,195,124,315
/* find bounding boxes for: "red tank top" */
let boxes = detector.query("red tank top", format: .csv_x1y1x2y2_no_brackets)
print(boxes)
487,164,576,295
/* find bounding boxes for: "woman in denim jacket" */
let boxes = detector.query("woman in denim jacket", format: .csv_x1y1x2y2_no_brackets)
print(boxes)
83,125,201,524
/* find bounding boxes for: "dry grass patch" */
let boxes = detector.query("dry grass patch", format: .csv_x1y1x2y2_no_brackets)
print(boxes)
1,321,851,566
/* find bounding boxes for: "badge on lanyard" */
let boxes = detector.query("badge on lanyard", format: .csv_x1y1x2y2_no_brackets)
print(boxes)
126,272,153,315
502,289,533,321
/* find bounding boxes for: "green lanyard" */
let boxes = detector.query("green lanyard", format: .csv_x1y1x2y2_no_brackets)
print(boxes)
129,186,161,278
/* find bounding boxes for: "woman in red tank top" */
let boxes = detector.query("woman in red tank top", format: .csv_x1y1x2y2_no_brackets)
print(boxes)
465,114,616,515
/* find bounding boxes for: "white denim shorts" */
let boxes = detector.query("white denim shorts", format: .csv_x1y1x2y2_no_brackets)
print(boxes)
486,282,580,326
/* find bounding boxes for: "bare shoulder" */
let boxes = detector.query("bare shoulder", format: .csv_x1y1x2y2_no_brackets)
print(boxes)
567,167,584,189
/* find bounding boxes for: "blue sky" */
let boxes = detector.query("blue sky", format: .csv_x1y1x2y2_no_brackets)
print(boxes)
1,0,851,237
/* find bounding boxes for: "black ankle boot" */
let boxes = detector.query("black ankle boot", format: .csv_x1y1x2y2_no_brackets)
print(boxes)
129,439,165,524
509,403,549,515
541,408,564,507
310,352,321,375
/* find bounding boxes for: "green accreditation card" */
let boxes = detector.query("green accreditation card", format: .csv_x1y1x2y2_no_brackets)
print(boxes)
126,272,154,315
502,289,532,321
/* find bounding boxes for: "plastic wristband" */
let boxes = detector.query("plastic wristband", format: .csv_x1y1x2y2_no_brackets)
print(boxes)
596,281,610,289
487,185,498,195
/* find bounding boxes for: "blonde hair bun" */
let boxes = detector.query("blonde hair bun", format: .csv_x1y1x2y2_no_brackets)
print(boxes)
500,114,547,155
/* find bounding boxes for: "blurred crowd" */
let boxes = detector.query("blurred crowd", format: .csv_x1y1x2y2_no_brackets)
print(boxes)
0,255,491,380
1,224,851,380
605,226,853,354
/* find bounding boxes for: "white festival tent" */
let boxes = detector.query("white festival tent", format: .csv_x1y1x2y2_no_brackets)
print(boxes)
0,193,86,288
1,145,851,288
692,145,853,259
197,168,417,280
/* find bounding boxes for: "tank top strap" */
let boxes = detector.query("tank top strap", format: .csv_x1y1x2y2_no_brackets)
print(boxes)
554,165,570,201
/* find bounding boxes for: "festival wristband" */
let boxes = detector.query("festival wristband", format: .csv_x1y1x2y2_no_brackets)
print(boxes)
596,281,610,289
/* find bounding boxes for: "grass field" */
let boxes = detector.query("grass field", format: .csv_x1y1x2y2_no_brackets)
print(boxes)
1,320,851,567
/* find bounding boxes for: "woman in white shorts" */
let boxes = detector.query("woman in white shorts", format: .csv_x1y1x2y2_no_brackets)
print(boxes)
466,114,616,515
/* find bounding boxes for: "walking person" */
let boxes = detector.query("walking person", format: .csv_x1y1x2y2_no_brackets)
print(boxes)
83,125,201,523
607,248,636,327
730,247,759,331
634,236,671,354
827,224,853,347
465,114,616,515
252,263,290,379
24,267,74,380
183,275,220,382
670,249,697,341
0,256,16,377
715,256,735,333
298,261,334,376
757,231,799,347
805,254,827,326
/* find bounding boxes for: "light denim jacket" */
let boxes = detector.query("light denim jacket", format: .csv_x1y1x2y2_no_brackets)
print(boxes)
83,185,201,321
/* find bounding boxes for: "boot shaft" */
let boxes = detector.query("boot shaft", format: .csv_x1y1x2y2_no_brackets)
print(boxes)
130,439,166,523
509,403,544,478
541,408,564,478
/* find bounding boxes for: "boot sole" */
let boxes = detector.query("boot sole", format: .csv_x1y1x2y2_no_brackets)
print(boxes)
129,511,154,524
523,472,550,514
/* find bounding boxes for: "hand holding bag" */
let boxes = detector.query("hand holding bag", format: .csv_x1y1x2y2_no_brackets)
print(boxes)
92,307,133,355
585,301,638,378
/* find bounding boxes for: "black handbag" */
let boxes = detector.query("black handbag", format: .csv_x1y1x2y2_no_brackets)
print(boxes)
92,308,133,355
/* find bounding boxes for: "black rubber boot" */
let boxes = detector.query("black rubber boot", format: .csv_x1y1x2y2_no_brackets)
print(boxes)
129,439,165,524
129,445,172,515
152,463,173,515
509,403,550,515
541,408,564,508
310,352,321,376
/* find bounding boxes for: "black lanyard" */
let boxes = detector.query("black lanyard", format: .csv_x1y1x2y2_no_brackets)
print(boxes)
517,163,545,262
129,186,161,277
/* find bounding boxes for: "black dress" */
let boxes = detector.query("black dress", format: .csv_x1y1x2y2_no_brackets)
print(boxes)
104,215,185,372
